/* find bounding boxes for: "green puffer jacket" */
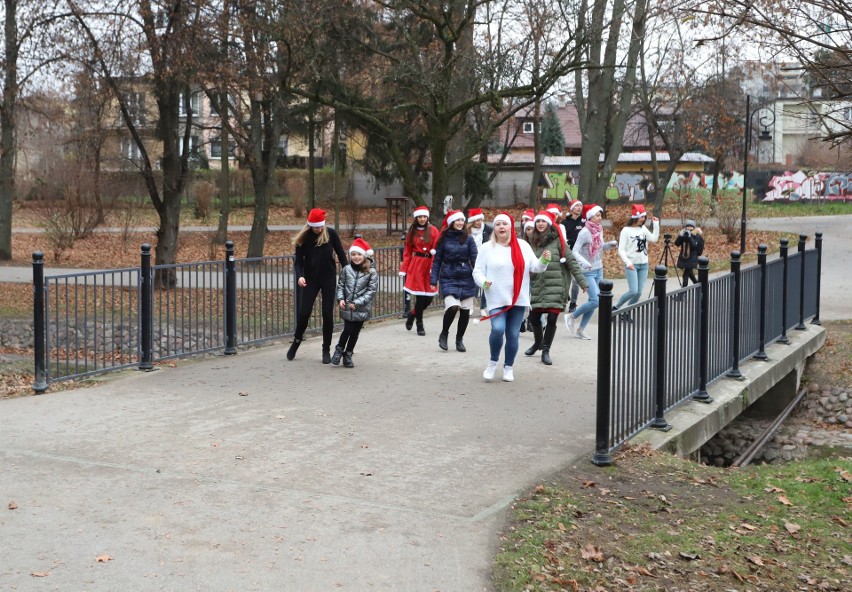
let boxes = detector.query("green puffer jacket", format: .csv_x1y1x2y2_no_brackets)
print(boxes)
529,228,588,309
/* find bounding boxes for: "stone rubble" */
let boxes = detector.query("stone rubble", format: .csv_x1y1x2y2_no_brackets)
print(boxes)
701,383,852,467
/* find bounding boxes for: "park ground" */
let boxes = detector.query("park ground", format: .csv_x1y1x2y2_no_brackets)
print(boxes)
2,200,851,591
493,319,852,592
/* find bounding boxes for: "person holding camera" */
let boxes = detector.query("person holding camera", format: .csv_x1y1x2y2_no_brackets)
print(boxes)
614,204,659,316
674,219,704,287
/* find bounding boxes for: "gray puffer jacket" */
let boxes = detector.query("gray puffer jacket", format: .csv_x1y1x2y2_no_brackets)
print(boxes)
336,262,379,322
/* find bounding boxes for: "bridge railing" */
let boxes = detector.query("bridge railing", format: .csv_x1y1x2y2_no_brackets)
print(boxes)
31,240,436,391
593,233,824,466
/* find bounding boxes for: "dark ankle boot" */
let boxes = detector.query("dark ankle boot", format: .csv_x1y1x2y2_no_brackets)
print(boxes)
416,321,425,336
541,324,557,365
322,347,331,364
331,345,343,365
438,332,448,351
455,309,470,352
525,324,543,356
405,311,415,331
342,351,354,368
286,339,301,360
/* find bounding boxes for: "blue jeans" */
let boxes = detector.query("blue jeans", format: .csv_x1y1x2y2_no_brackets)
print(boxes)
488,305,526,367
572,268,602,330
615,263,649,308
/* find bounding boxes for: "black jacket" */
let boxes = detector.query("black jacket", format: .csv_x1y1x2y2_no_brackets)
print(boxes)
294,227,348,281
562,216,585,249
674,231,704,269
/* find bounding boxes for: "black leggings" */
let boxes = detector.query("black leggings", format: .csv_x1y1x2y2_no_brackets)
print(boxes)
413,295,434,322
294,274,336,349
681,268,698,287
337,320,364,352
529,311,558,330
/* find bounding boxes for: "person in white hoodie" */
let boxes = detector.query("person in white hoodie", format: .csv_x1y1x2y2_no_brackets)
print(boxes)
613,204,660,318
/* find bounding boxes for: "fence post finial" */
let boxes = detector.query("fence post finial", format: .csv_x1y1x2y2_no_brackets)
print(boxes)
726,251,744,379
754,244,769,361
694,256,712,402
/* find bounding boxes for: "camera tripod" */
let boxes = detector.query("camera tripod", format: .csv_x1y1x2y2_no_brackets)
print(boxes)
648,233,680,297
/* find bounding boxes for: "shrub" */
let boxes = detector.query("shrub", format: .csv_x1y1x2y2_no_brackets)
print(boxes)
193,180,216,221
716,193,741,244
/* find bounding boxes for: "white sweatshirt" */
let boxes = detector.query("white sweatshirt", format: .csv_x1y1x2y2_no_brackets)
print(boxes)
473,239,548,309
617,220,660,266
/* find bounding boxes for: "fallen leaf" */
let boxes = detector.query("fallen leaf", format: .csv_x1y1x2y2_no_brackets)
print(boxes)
778,495,793,506
832,516,848,527
837,469,851,483
795,476,818,483
31,572,50,577
634,566,655,577
679,551,699,561
784,522,801,535
581,544,605,562
534,484,545,493
748,555,765,566
8,501,17,510
741,523,757,531
557,522,566,532
95,555,112,563
582,480,596,488
764,486,784,493
238,391,248,397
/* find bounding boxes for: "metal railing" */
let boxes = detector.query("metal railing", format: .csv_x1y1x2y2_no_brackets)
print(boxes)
593,233,824,466
32,240,435,391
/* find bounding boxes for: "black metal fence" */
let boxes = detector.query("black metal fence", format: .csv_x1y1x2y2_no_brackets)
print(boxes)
592,233,823,466
31,241,427,391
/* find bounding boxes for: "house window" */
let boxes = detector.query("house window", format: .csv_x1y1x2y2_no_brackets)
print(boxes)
123,92,146,125
178,92,201,117
120,137,142,160
179,135,200,156
210,138,235,159
210,93,237,117
522,121,535,134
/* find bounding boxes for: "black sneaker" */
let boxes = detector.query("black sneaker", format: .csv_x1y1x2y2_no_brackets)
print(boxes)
568,302,577,313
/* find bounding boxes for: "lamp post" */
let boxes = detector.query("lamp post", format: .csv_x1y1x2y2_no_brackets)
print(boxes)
740,96,775,254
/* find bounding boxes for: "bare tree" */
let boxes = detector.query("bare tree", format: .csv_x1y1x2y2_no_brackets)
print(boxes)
572,0,650,202
1,0,67,260
291,0,584,219
67,0,205,285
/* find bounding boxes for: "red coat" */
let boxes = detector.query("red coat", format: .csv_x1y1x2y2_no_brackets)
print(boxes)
400,224,440,296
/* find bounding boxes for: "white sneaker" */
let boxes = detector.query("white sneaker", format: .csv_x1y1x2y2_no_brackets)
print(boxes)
483,360,499,381
480,308,487,318
502,365,514,382
566,314,575,334
575,329,592,340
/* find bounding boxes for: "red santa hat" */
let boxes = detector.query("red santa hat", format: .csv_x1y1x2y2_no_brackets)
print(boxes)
534,210,555,226
521,208,535,221
480,212,525,323
585,204,603,221
466,208,485,223
443,209,466,230
546,203,562,217
307,208,326,227
630,204,647,219
568,199,583,212
412,205,430,218
348,237,374,257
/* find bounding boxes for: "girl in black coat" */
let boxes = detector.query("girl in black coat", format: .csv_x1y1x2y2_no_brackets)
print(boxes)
287,208,348,363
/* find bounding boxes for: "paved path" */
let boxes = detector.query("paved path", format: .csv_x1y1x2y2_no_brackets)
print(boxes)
0,214,848,591
0,313,601,591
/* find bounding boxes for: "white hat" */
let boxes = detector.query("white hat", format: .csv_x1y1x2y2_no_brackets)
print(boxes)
412,205,430,218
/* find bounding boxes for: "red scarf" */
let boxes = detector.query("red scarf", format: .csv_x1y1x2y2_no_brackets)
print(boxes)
586,220,604,259
482,213,524,322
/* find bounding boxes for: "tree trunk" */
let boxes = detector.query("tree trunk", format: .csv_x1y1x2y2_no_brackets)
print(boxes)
429,133,449,220
246,170,270,258
0,0,18,260
307,114,315,209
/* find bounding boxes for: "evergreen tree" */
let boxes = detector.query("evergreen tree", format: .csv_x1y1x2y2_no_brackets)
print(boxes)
540,102,566,156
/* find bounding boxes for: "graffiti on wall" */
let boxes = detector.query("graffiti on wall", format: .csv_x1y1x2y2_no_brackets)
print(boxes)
542,168,852,203
544,170,663,203
763,170,852,201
